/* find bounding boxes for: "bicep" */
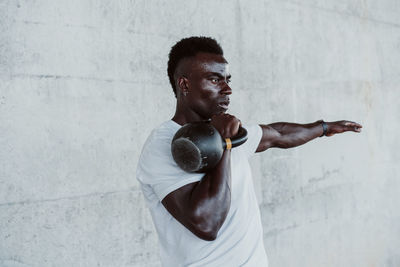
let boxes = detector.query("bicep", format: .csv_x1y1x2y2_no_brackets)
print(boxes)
161,181,198,229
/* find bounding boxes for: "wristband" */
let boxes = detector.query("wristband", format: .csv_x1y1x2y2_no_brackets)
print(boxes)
225,138,232,150
318,120,328,137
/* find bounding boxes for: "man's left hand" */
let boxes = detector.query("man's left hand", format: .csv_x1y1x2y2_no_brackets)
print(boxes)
325,120,362,136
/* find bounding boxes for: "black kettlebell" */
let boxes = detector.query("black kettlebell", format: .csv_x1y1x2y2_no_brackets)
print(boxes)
171,122,248,173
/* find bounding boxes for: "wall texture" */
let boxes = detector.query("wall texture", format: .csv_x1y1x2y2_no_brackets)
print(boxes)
1,1,399,266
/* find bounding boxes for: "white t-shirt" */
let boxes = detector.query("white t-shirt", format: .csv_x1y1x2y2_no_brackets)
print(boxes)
136,120,268,267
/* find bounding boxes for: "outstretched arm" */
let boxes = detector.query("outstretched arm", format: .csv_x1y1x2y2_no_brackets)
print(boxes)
256,120,362,152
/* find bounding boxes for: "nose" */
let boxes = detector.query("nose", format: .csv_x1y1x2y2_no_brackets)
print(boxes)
220,81,232,95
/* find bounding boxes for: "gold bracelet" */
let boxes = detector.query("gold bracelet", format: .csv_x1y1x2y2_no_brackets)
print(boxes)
225,138,232,150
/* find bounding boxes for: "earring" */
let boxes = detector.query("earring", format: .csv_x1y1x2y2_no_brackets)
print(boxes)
183,91,188,96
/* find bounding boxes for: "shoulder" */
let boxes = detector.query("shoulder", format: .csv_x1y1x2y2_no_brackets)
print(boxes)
233,124,262,157
142,120,181,151
244,124,262,139
138,120,179,168
137,120,204,200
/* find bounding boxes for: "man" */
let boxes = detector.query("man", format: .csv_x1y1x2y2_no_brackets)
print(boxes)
136,36,362,266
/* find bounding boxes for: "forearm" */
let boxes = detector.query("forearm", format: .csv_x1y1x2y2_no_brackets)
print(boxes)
265,121,323,149
187,150,231,240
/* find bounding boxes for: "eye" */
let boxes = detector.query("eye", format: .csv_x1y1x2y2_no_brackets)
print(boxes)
210,78,219,84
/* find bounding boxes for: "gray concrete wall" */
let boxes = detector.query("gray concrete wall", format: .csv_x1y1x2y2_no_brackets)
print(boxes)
1,1,399,266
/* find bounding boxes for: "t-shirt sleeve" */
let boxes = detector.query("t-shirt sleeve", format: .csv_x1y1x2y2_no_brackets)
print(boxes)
233,124,263,158
137,134,204,201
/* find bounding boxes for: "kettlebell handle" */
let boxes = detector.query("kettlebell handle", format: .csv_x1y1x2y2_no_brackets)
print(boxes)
223,127,248,150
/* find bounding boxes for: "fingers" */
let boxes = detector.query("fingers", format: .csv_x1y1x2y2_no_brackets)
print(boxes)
222,115,240,138
344,121,362,128
211,113,241,138
232,119,241,136
326,120,363,136
343,121,362,133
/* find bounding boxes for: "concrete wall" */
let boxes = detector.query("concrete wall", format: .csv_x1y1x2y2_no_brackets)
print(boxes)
1,1,399,266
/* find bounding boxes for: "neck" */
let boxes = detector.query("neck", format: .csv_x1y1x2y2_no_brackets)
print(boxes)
172,103,208,126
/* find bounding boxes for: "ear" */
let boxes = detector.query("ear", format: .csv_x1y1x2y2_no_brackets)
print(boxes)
177,76,189,94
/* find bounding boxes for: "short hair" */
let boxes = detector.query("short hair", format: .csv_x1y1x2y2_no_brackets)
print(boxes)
167,36,224,97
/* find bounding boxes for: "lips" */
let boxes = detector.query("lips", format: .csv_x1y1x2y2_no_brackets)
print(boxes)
218,100,230,110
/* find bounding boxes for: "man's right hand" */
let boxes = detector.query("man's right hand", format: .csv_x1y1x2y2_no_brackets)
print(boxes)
210,113,241,139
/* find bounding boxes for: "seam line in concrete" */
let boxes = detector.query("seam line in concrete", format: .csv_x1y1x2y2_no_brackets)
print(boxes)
10,73,163,86
286,0,400,29
17,19,96,29
0,188,141,207
15,19,180,39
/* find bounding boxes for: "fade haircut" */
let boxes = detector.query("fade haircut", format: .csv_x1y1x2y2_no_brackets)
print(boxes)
167,36,223,97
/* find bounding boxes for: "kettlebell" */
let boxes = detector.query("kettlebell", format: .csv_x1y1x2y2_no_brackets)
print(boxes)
171,122,248,173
